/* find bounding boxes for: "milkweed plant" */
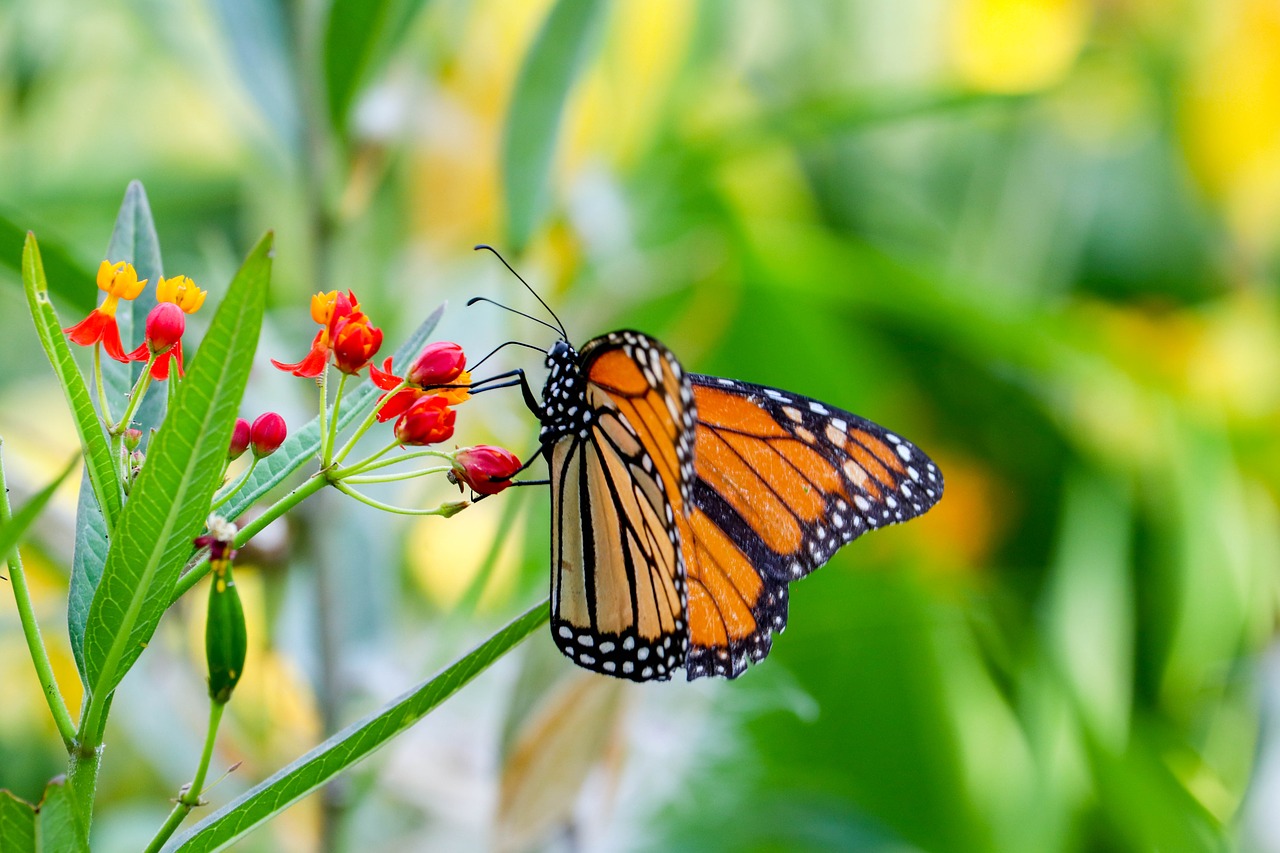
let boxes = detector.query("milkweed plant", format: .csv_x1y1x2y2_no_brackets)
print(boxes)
0,184,545,851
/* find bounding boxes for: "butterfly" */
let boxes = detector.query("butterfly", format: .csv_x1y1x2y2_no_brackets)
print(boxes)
471,249,943,682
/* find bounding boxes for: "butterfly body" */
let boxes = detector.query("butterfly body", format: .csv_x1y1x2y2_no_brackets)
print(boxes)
536,330,942,682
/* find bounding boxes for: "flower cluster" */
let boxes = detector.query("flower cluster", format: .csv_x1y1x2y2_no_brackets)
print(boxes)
64,261,208,380
272,290,523,499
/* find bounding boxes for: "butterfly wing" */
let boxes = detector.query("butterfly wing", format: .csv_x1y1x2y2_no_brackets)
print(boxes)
681,374,943,679
547,332,697,681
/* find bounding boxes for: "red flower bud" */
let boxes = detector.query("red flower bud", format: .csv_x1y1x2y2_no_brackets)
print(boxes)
250,412,288,457
145,302,186,354
393,395,456,446
449,445,522,495
229,418,251,460
123,428,144,452
406,341,466,387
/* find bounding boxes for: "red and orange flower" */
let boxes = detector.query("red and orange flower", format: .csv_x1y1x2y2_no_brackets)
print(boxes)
125,274,208,379
272,290,383,378
64,260,148,361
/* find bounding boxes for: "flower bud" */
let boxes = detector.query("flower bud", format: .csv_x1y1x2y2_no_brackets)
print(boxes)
144,302,186,354
228,418,251,460
449,445,522,495
250,412,288,457
407,341,466,387
331,314,383,375
394,395,456,446
123,428,144,451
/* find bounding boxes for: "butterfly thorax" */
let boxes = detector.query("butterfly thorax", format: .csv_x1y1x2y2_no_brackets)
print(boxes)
539,339,591,445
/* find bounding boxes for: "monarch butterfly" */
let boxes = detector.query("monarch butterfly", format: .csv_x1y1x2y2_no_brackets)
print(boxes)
473,249,943,682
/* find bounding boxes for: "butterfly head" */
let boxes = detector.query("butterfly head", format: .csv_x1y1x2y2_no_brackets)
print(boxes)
539,339,589,444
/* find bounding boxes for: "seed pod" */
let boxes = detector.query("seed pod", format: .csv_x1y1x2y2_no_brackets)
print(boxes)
206,559,247,704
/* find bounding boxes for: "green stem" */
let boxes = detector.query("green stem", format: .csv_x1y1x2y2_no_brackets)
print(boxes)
335,446,452,478
343,465,451,485
168,473,330,605
331,480,465,516
0,447,76,748
317,368,330,465
143,700,227,853
330,379,408,466
324,371,349,468
112,354,156,434
93,342,113,424
210,457,259,512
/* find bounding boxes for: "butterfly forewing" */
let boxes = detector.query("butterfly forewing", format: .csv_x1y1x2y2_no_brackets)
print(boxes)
681,375,944,679
546,332,697,682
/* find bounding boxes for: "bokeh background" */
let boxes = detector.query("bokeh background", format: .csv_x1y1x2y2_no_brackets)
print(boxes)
3,0,1280,850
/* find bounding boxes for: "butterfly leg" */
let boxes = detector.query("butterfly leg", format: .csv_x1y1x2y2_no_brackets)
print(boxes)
467,368,544,417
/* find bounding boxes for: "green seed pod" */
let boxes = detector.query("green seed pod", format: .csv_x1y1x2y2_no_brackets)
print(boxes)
206,560,247,704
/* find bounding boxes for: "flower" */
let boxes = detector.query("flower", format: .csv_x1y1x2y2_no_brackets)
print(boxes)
331,310,383,375
449,445,522,495
272,290,382,378
63,260,148,362
156,274,207,314
228,418,251,460
393,395,456,446
250,412,288,457
126,302,188,379
370,342,471,423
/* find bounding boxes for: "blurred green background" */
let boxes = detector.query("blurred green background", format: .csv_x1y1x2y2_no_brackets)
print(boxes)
3,0,1280,850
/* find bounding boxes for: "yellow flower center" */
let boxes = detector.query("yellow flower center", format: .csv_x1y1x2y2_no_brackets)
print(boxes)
96,260,147,300
310,291,341,325
157,274,208,314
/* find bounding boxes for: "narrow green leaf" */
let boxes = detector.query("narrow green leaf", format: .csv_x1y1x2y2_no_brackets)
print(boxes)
171,601,550,852
0,212,96,313
502,0,606,250
82,233,272,702
21,233,121,532
34,779,89,853
208,0,300,149
103,180,167,445
67,474,108,684
220,304,444,524
0,453,79,566
0,790,36,853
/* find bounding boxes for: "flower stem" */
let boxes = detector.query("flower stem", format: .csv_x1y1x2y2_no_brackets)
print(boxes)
331,480,465,516
336,446,453,477
168,472,330,605
0,443,76,749
343,465,451,485
317,368,330,465
330,379,407,466
210,458,258,512
113,355,155,434
324,371,349,468
143,700,227,853
93,342,113,424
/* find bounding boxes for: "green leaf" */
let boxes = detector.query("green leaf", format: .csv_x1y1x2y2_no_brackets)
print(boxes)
0,452,79,567
220,303,444,524
208,0,301,149
81,233,272,705
171,601,550,852
65,182,168,682
322,0,390,132
103,181,167,445
34,779,89,853
502,0,606,250
0,790,36,853
21,233,122,533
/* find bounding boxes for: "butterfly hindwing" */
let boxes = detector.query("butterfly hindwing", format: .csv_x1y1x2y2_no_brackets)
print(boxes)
681,374,944,679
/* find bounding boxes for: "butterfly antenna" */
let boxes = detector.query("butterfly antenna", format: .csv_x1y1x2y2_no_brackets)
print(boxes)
473,244,569,340
468,339,549,373
466,296,563,337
